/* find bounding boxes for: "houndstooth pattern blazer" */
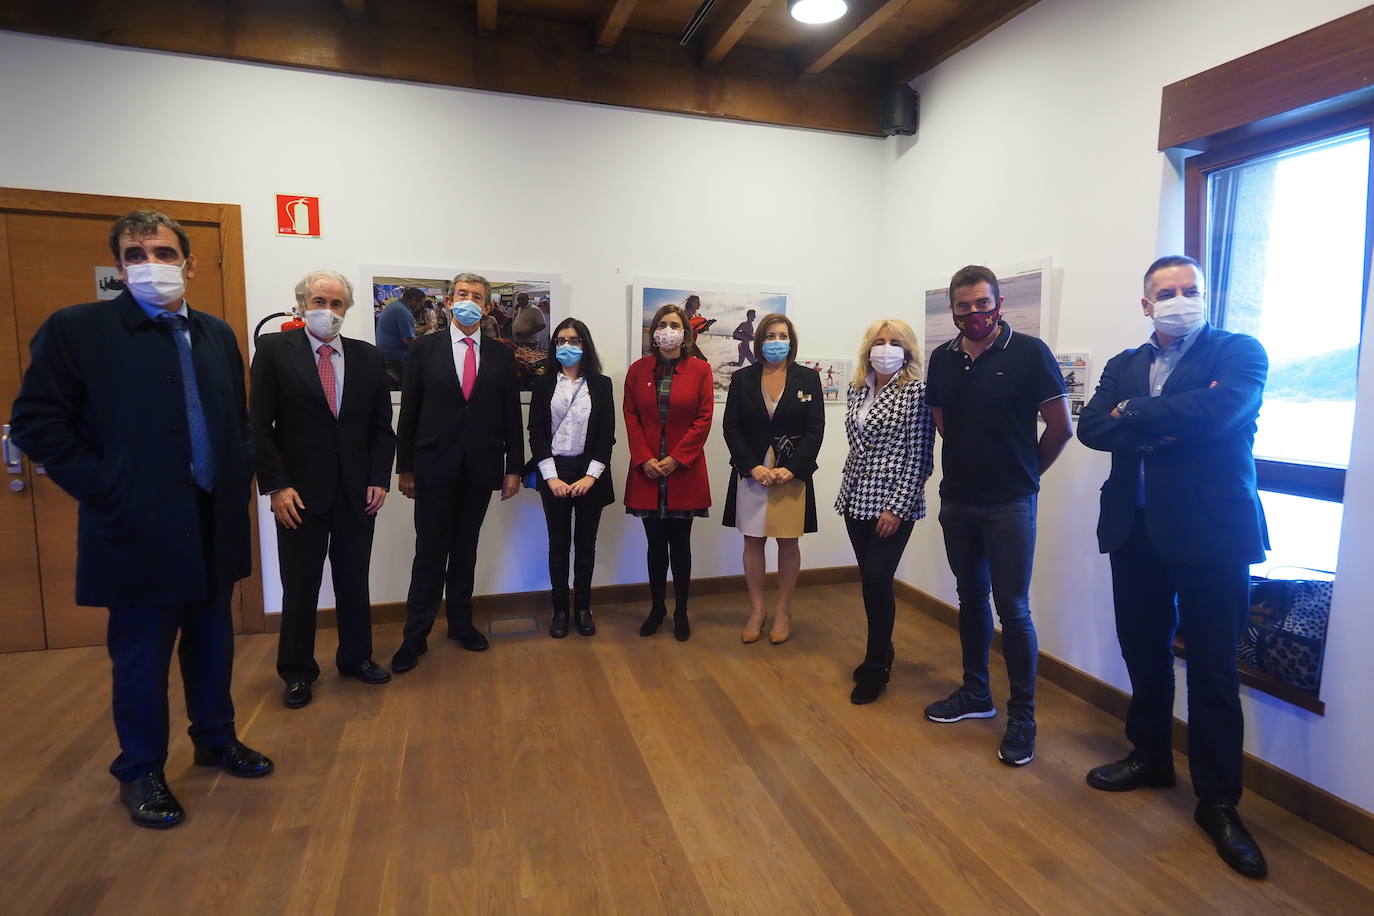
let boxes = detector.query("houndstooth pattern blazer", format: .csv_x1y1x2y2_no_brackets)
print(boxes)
834,378,935,521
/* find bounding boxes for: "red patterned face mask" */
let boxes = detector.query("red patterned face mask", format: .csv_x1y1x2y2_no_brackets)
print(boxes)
954,307,1000,341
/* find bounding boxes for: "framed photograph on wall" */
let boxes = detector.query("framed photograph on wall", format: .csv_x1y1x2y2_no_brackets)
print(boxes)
630,278,792,402
797,358,855,403
362,264,563,398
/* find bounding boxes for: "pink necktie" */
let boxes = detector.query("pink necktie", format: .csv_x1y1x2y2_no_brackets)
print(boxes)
461,337,476,400
317,344,338,416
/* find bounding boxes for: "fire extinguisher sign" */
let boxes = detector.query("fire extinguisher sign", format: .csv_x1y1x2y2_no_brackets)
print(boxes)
276,195,321,237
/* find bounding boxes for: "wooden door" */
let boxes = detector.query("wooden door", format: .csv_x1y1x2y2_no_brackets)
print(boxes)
0,189,263,650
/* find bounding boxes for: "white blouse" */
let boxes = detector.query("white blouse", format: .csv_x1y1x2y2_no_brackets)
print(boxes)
538,373,606,481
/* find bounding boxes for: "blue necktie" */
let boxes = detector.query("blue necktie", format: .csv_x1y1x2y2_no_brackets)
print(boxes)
158,312,216,491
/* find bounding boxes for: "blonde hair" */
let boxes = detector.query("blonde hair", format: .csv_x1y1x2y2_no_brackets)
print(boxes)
851,318,923,387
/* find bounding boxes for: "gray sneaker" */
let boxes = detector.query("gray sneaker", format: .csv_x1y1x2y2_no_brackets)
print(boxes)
924,687,996,723
998,719,1036,767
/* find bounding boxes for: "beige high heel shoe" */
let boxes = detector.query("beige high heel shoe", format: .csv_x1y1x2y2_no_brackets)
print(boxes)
769,617,791,645
742,611,768,644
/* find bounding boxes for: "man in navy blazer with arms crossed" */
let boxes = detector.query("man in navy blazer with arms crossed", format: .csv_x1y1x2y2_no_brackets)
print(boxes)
1078,255,1269,879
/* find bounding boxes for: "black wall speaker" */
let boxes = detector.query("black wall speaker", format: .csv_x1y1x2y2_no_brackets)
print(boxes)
880,85,919,137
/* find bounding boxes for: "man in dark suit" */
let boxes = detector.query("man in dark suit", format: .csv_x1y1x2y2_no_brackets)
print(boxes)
250,269,397,709
391,271,523,673
10,210,273,829
1078,255,1269,879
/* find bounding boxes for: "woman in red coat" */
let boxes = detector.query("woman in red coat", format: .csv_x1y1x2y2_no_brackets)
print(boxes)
624,302,714,641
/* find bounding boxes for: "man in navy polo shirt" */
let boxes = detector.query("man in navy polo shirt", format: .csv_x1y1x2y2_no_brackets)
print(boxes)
923,264,1072,767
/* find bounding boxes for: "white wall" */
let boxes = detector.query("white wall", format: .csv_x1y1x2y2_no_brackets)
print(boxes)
881,0,1374,814
2,0,1371,814
0,31,886,611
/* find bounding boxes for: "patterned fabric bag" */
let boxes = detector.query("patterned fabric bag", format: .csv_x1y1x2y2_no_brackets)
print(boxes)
1239,576,1333,695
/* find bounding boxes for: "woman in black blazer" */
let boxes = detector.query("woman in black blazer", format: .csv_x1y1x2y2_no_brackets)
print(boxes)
527,318,616,638
722,313,824,646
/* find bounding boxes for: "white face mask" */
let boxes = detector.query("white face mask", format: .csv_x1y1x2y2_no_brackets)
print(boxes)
653,327,685,351
1150,294,1206,337
304,308,344,341
869,343,906,375
124,262,186,308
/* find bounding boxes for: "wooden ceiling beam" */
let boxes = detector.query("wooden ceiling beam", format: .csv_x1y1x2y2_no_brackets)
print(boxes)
701,0,776,66
797,0,911,76
0,0,887,135
476,0,499,34
889,0,1042,85
594,0,640,49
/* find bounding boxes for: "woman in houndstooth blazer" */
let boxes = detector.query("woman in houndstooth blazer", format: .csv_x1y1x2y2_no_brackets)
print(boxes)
834,318,935,705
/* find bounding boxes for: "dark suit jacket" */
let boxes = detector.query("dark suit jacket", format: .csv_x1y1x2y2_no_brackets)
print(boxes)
249,328,396,514
526,371,616,507
1077,324,1269,565
395,329,524,490
10,291,253,606
721,362,825,531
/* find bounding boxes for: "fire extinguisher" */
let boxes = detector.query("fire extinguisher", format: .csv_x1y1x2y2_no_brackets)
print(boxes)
253,310,305,344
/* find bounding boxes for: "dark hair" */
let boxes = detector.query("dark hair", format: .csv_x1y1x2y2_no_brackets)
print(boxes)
108,209,191,262
1143,255,1203,293
948,264,1000,303
684,294,701,313
401,287,425,302
544,317,602,378
753,313,797,364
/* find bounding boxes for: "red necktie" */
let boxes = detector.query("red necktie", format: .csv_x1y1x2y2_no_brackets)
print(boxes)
461,337,476,400
317,343,338,416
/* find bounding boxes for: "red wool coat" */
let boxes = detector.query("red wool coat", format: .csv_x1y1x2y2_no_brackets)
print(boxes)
623,355,714,511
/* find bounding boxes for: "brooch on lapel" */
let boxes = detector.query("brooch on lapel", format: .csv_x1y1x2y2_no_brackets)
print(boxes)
796,390,812,403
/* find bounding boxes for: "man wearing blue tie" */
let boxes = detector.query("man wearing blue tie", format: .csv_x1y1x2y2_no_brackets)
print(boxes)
10,210,273,829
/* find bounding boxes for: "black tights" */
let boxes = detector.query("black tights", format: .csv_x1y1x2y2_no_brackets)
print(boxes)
642,517,694,614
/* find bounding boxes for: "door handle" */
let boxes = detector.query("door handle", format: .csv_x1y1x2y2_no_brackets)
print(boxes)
1,424,23,475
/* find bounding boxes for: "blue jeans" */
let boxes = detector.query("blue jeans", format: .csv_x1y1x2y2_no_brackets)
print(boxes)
938,495,1039,722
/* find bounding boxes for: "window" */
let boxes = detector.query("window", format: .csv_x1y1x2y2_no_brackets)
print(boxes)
1187,108,1374,504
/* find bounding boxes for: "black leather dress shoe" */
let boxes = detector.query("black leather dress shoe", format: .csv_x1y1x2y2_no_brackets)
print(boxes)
448,628,489,652
574,608,596,637
341,660,391,684
1086,757,1176,792
549,610,570,639
193,739,274,778
283,681,312,709
391,643,426,673
1195,802,1268,879
119,771,184,829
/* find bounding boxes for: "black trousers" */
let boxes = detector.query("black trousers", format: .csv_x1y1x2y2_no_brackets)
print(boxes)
845,514,915,663
642,517,694,613
275,491,377,683
402,481,493,647
540,486,605,613
1110,510,1250,805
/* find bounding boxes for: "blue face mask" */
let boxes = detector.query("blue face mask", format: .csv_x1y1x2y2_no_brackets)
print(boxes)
761,340,791,364
450,299,484,327
555,344,583,367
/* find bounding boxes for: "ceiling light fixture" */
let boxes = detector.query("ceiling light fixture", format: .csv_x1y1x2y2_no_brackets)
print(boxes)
789,0,847,25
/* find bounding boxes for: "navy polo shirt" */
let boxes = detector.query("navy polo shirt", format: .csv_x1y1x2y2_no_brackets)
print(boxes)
925,321,1066,505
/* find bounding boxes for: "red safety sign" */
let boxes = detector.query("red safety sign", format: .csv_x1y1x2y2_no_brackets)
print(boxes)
276,195,321,237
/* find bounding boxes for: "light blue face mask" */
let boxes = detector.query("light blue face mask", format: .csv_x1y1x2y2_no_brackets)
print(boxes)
761,340,791,364
450,299,484,327
555,344,583,367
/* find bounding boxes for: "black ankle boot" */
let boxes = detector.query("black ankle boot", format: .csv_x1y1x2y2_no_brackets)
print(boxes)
673,610,691,641
850,649,893,705
640,607,667,637
549,609,570,639
574,608,596,636
853,643,895,682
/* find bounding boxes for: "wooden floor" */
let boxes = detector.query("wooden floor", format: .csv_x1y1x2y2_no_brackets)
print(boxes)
1,583,1372,915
